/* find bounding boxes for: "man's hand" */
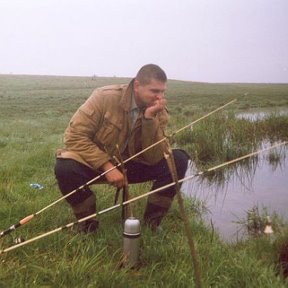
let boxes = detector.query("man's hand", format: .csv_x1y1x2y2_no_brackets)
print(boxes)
144,98,167,119
101,161,124,188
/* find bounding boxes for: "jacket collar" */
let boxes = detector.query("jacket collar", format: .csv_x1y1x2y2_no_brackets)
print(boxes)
120,79,135,112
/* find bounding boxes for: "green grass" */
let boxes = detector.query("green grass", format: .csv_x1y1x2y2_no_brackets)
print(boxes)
0,74,288,287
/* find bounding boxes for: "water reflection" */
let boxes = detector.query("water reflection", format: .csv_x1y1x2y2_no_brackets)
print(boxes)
182,148,287,242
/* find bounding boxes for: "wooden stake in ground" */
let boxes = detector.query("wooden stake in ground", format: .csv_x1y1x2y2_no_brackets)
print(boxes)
164,142,202,288
114,144,133,220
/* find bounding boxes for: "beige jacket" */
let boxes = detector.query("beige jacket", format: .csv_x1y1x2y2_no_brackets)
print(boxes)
56,80,169,171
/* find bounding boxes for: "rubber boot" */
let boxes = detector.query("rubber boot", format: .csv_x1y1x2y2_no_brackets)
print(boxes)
143,195,173,232
72,194,98,233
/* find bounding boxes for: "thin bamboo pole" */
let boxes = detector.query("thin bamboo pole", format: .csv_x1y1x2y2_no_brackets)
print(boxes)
0,99,236,238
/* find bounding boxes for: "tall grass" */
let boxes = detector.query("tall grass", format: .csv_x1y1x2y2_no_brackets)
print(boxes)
0,75,288,287
176,113,287,166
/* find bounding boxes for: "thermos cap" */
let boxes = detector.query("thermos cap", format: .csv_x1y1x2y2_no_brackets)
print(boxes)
124,217,141,234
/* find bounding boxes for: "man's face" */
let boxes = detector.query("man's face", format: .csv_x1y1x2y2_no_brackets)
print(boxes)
133,79,166,108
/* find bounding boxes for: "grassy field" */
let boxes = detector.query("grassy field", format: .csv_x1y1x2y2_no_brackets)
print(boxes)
0,74,288,287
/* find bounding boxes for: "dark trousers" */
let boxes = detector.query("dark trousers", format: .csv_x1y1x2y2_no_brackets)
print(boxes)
54,149,189,227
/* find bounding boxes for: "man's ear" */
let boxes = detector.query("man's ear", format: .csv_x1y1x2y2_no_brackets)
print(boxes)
133,79,141,94
134,79,140,89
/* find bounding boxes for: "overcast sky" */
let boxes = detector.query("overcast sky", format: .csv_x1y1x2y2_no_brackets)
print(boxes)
0,0,287,83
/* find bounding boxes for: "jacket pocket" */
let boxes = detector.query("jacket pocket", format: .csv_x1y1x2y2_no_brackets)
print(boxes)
94,112,122,151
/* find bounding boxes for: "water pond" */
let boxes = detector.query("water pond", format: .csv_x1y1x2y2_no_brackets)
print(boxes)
236,107,288,121
182,109,287,242
182,152,287,242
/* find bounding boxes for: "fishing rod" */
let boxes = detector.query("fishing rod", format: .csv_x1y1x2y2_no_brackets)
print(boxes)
0,99,236,239
1,141,286,254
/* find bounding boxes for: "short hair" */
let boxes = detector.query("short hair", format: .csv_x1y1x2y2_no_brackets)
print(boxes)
135,64,167,85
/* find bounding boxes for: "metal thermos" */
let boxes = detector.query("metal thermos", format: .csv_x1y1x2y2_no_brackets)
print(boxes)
123,217,141,267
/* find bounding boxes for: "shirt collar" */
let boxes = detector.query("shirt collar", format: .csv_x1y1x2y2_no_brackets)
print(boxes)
130,91,139,111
